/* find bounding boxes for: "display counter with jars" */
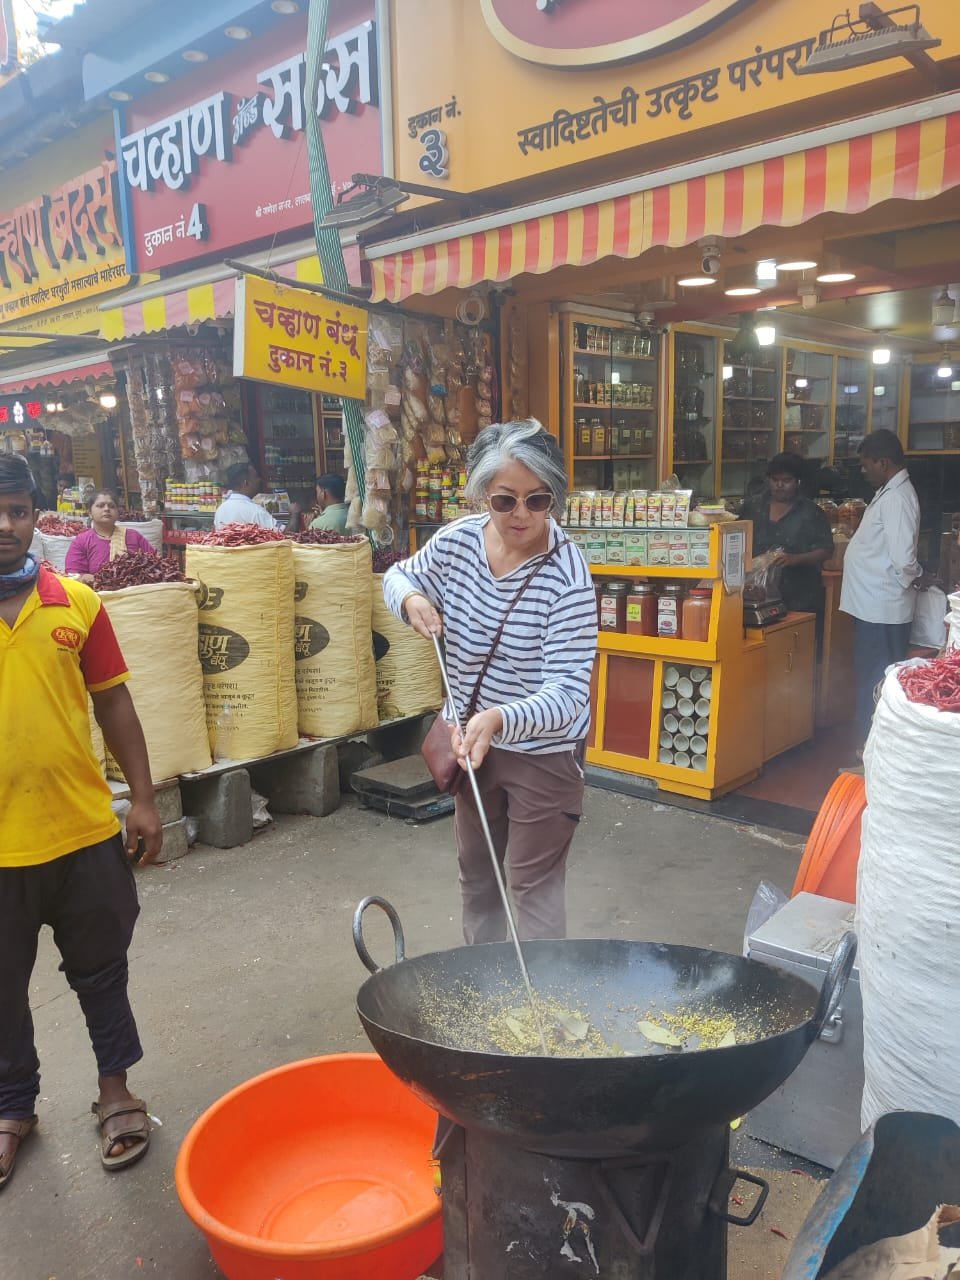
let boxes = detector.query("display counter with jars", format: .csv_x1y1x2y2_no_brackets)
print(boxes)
581,519,765,800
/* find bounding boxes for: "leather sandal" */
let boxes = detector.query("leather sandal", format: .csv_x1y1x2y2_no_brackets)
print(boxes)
0,1115,38,1191
91,1098,151,1171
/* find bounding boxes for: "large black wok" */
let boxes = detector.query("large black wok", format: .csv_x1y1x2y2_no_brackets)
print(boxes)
354,896,856,1158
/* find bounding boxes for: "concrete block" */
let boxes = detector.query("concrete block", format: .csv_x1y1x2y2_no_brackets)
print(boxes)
252,743,340,818
336,739,385,792
367,712,434,761
180,769,253,849
153,781,183,825
155,817,189,865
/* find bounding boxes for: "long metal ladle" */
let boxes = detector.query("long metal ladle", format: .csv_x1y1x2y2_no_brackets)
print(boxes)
431,631,551,1056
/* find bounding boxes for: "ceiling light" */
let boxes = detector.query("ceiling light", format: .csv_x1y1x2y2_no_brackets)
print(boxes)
932,287,956,327
795,378,809,389
778,259,819,271
677,276,717,288
816,271,856,284
843,385,860,396
872,346,891,365
45,402,57,413
99,393,118,409
756,259,778,283
722,364,733,380
56,403,64,412
952,380,960,392
108,89,133,102
182,49,208,63
271,0,299,11
224,25,252,39
724,286,761,297
755,324,777,347
144,70,170,83
937,363,954,379
874,385,886,396
797,282,820,310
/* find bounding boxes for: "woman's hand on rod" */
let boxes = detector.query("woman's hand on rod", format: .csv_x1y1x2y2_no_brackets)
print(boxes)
404,592,443,638
454,708,504,771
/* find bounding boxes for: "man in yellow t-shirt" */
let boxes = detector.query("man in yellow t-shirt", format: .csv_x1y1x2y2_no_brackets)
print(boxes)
0,456,162,1191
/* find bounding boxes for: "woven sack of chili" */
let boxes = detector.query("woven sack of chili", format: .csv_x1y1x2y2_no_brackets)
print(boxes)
88,697,106,777
40,532,76,571
859,664,960,1130
372,575,441,720
186,541,298,759
291,541,378,737
99,581,211,782
117,519,163,552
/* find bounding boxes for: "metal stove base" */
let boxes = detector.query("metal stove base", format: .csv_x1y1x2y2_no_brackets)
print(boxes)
436,1123,767,1280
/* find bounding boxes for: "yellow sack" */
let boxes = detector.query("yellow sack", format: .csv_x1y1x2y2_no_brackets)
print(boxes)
292,541,378,737
372,575,442,720
186,542,298,760
99,581,211,782
88,697,106,777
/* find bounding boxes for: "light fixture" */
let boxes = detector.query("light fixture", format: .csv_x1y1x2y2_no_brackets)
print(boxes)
796,11,941,76
271,0,299,11
952,380,960,392
224,25,252,39
937,357,954,379
755,324,777,347
724,286,761,297
755,259,778,283
795,377,809,389
99,393,118,409
779,259,819,271
797,282,820,310
181,49,208,63
677,275,717,288
611,371,621,385
932,287,956,327
843,385,860,395
144,70,170,83
45,402,57,413
817,270,856,284
317,173,410,230
56,403,64,412
108,89,133,102
874,385,886,396
722,364,734,380
872,345,891,365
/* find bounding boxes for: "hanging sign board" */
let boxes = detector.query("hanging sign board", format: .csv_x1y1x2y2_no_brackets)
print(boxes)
233,275,367,400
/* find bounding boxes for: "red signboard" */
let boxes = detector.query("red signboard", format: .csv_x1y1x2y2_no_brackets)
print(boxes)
480,0,755,67
117,0,379,273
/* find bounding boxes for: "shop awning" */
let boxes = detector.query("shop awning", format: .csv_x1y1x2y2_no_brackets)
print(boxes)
99,243,359,341
367,103,960,304
0,353,116,394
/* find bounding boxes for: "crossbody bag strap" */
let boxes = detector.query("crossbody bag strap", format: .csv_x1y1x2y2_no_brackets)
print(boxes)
462,538,563,722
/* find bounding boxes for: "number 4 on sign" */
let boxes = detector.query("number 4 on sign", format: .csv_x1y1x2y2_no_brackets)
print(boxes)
187,203,209,242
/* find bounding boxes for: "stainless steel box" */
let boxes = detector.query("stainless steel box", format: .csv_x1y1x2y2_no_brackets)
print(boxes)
745,891,863,1170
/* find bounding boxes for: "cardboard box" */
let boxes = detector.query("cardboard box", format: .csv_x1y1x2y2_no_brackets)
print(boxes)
669,532,691,567
647,531,670,565
585,535,607,565
605,531,626,565
689,530,712,568
625,531,648,566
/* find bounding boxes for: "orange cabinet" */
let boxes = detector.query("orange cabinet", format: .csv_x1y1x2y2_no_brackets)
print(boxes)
755,614,816,762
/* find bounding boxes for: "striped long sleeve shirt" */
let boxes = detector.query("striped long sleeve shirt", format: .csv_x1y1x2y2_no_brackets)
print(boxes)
382,515,597,753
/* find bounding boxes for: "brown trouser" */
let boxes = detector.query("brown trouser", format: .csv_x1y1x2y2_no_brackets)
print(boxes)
454,746,584,945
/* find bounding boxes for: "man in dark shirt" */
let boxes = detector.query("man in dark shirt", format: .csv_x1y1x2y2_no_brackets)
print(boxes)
740,453,834,614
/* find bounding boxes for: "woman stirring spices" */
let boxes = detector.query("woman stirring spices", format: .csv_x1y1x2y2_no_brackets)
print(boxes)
65,491,157,585
739,452,834,619
384,419,597,944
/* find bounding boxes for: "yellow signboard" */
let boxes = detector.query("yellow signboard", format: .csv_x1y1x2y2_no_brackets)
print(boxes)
390,0,960,193
0,122,130,324
233,274,368,400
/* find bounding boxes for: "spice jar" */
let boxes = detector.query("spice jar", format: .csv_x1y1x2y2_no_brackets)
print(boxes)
626,583,658,636
599,580,630,632
682,587,713,642
657,583,686,637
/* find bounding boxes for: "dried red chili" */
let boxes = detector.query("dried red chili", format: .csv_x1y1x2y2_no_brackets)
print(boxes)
898,652,960,713
372,549,404,573
36,516,83,537
295,530,366,545
185,523,287,546
94,552,185,591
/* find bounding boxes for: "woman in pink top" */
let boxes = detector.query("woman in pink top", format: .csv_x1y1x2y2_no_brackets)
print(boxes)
64,490,157,584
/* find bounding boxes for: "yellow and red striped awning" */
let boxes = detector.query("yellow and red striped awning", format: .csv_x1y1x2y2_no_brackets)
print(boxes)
369,111,960,304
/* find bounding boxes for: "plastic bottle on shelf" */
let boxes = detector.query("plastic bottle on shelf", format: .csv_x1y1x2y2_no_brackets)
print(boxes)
213,704,235,762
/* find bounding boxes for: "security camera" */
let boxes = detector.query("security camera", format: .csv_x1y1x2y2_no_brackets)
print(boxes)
697,238,723,276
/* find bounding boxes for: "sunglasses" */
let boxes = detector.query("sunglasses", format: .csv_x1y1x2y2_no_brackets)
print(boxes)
488,491,553,514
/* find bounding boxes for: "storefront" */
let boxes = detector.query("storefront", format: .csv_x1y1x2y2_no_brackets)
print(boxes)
359,0,960,805
92,0,381,539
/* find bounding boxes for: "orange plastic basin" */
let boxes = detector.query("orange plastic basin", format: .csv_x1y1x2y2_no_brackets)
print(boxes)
791,772,866,905
175,1054,443,1280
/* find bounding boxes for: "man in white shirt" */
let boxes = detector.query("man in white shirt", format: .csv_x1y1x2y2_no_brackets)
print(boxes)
213,463,299,532
840,430,923,738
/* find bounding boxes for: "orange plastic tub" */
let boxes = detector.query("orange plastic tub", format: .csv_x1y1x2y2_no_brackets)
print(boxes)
175,1054,443,1280
791,772,866,905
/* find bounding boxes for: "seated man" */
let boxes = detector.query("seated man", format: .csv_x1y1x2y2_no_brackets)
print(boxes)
309,474,350,534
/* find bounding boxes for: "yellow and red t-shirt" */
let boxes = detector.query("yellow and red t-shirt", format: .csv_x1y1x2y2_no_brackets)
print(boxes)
0,568,129,867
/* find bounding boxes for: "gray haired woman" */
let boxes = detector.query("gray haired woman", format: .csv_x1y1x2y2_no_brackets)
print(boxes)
383,419,597,943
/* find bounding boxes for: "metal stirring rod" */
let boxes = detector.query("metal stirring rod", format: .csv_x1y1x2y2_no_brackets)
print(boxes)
431,633,551,1056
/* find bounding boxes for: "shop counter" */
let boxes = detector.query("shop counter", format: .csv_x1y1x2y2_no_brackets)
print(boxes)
817,570,856,729
746,613,817,762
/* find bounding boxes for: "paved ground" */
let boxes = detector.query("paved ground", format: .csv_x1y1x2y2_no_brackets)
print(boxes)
4,787,827,1279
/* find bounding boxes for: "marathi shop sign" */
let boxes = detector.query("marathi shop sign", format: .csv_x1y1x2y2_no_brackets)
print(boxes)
391,0,960,192
233,275,367,401
117,0,379,273
0,124,130,324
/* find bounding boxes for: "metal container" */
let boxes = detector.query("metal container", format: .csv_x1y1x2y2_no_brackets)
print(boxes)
745,892,862,1170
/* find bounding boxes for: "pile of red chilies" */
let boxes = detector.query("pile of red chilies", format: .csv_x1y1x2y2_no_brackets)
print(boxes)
93,552,184,591
296,529,365,545
898,651,960,712
117,508,146,522
372,549,404,573
36,516,82,536
184,523,287,546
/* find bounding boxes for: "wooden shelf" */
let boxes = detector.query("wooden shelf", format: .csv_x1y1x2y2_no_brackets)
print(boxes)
573,403,655,411
573,347,656,363
596,629,718,660
786,400,831,407
725,364,777,373
722,427,775,432
674,458,712,466
590,564,711,580
572,454,655,461
723,396,777,403
722,456,770,463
